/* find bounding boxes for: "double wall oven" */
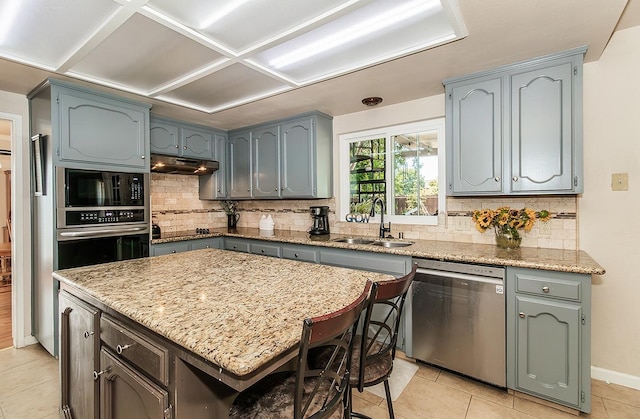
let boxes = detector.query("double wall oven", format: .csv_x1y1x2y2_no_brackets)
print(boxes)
56,167,150,269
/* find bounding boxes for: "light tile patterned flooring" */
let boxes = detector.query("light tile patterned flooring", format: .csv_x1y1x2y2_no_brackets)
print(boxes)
0,344,639,419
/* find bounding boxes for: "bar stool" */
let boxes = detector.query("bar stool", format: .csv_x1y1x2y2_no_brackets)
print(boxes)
230,281,373,419
349,264,417,419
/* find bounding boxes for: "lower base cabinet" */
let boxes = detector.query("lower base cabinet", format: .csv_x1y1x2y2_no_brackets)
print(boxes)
151,237,222,256
60,291,100,419
506,267,592,413
99,348,170,419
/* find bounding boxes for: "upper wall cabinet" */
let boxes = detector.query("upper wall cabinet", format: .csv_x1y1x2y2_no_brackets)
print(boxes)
150,117,214,160
215,112,333,200
199,133,228,199
41,80,151,171
444,47,586,196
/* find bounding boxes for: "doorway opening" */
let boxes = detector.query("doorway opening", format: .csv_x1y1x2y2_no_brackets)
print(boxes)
0,118,12,349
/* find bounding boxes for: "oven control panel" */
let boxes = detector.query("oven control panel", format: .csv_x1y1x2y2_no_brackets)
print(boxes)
65,209,146,225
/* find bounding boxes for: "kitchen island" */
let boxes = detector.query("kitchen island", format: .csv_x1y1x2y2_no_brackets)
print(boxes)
54,248,393,418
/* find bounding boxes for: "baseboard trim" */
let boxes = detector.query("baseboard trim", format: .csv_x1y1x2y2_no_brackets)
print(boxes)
591,366,640,390
19,335,38,348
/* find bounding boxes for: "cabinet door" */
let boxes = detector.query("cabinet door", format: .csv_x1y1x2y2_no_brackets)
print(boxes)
59,291,100,419
511,62,574,192
252,125,281,198
198,133,227,200
515,295,581,406
281,118,315,197
58,90,147,169
228,132,252,198
447,78,503,194
181,127,213,159
191,238,222,250
150,120,179,156
99,348,170,419
151,242,191,256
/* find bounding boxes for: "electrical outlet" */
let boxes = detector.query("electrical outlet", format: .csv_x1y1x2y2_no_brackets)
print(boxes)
539,221,552,237
456,216,471,230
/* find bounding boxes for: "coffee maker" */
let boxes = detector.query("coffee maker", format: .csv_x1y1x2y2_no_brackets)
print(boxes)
309,206,330,235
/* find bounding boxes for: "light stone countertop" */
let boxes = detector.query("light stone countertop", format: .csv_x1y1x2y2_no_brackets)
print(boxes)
53,248,392,377
153,228,605,275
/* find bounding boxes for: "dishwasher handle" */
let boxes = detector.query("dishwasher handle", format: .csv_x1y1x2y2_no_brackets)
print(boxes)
416,267,504,286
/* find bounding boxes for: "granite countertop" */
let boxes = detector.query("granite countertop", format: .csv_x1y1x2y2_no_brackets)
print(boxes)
153,228,606,275
53,249,392,377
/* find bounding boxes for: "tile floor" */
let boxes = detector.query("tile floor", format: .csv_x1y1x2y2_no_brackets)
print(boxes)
1,344,639,419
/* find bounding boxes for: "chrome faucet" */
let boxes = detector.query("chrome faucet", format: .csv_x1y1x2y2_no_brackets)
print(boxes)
370,197,391,239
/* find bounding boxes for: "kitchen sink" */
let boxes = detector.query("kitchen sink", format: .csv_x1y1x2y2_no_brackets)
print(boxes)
333,237,376,245
371,240,415,248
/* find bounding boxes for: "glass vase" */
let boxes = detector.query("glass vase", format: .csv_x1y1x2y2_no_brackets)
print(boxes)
495,228,521,249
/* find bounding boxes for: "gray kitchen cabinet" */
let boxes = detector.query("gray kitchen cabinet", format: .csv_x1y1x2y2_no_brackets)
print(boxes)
59,291,100,419
151,237,222,256
151,241,191,256
225,111,333,200
150,117,213,159
252,125,281,198
320,247,412,277
198,132,228,199
228,131,252,199
249,241,282,257
224,237,251,253
282,244,319,263
190,237,222,250
506,267,592,412
149,119,179,155
445,47,586,195
447,77,503,194
52,80,151,171
280,114,332,198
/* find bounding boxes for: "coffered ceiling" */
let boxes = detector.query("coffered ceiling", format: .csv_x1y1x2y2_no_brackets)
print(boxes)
0,0,638,130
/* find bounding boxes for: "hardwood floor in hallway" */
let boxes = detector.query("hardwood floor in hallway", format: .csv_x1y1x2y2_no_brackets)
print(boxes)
0,285,11,350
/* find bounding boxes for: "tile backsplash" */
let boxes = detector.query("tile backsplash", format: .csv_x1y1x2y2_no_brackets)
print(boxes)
151,173,577,250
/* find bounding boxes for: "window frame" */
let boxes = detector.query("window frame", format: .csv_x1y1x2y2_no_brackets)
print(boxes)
339,118,446,226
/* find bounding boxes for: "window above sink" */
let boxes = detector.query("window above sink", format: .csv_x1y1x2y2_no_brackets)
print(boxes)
338,118,445,226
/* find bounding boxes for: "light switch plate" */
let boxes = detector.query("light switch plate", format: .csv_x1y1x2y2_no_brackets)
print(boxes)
456,216,471,230
611,173,629,191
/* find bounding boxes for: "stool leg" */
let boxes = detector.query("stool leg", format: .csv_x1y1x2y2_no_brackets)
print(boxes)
383,380,395,419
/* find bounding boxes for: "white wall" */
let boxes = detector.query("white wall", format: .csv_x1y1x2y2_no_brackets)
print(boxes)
0,90,33,347
582,25,640,383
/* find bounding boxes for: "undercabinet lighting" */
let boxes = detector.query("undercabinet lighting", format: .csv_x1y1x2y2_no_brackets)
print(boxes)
0,0,22,45
199,0,252,29
269,0,438,69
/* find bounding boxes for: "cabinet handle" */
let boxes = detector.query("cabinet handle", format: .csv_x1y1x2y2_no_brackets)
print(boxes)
512,176,518,182
542,286,550,293
141,155,145,159
519,312,525,318
183,146,187,150
171,250,177,253
494,177,500,182
294,253,299,258
83,331,94,339
175,144,179,148
205,245,210,248
93,366,111,380
247,188,250,191
261,249,265,253
116,344,132,354
217,188,221,193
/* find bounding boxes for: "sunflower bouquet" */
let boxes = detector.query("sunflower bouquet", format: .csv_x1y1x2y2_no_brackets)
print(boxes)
472,206,550,241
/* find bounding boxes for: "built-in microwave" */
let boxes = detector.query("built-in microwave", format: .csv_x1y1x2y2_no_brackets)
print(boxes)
56,167,149,229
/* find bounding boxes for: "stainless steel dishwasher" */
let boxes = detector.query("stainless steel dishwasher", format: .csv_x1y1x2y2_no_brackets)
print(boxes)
411,259,506,387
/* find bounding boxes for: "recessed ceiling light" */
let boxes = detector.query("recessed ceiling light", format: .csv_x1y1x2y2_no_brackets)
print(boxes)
362,97,383,106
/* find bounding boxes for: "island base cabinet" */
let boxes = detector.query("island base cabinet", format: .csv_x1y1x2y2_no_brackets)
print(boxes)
99,348,171,419
59,291,100,419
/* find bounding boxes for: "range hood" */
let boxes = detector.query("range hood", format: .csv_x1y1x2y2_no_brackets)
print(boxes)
150,154,219,175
